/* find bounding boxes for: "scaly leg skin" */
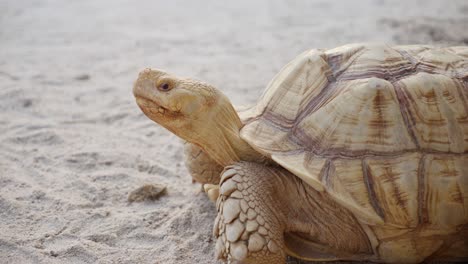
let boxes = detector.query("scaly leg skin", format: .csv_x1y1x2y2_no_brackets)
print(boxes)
184,142,223,201
184,142,224,185
184,142,223,188
214,162,287,264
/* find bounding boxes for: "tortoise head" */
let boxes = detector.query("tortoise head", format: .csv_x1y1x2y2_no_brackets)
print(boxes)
133,69,221,136
133,68,260,166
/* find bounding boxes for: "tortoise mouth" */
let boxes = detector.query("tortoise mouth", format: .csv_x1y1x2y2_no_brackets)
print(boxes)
135,96,169,115
135,95,182,117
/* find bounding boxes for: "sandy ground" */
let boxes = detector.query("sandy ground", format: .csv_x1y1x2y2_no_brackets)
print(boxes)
1,0,467,263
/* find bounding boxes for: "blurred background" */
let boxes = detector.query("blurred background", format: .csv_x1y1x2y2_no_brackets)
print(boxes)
1,1,467,263
2,0,467,104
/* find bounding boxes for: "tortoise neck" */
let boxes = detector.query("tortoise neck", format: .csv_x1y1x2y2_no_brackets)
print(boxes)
193,95,264,167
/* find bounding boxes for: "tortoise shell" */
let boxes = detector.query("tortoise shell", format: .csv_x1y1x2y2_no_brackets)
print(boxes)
240,44,468,239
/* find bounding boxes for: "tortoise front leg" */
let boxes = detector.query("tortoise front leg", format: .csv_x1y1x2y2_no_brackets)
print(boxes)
203,183,220,202
184,142,224,185
184,142,223,201
214,162,287,264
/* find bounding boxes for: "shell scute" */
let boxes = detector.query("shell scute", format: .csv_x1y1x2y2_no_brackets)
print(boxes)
395,73,468,152
294,77,416,154
424,155,468,228
364,153,421,227
326,158,384,225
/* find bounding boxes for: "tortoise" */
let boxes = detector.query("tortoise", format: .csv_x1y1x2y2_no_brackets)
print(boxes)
132,43,468,263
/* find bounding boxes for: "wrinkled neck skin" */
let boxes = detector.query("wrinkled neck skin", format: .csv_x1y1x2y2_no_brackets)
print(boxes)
184,93,264,167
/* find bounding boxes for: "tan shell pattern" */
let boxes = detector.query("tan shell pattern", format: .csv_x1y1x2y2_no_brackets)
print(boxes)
240,43,468,234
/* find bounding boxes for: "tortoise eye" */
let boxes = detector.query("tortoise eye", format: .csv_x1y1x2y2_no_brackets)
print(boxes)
158,82,172,92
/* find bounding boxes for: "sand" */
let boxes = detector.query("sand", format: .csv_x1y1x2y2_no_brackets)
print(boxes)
1,0,467,263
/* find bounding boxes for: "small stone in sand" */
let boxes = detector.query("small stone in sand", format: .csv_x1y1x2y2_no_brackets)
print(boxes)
128,184,167,203
75,74,90,81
